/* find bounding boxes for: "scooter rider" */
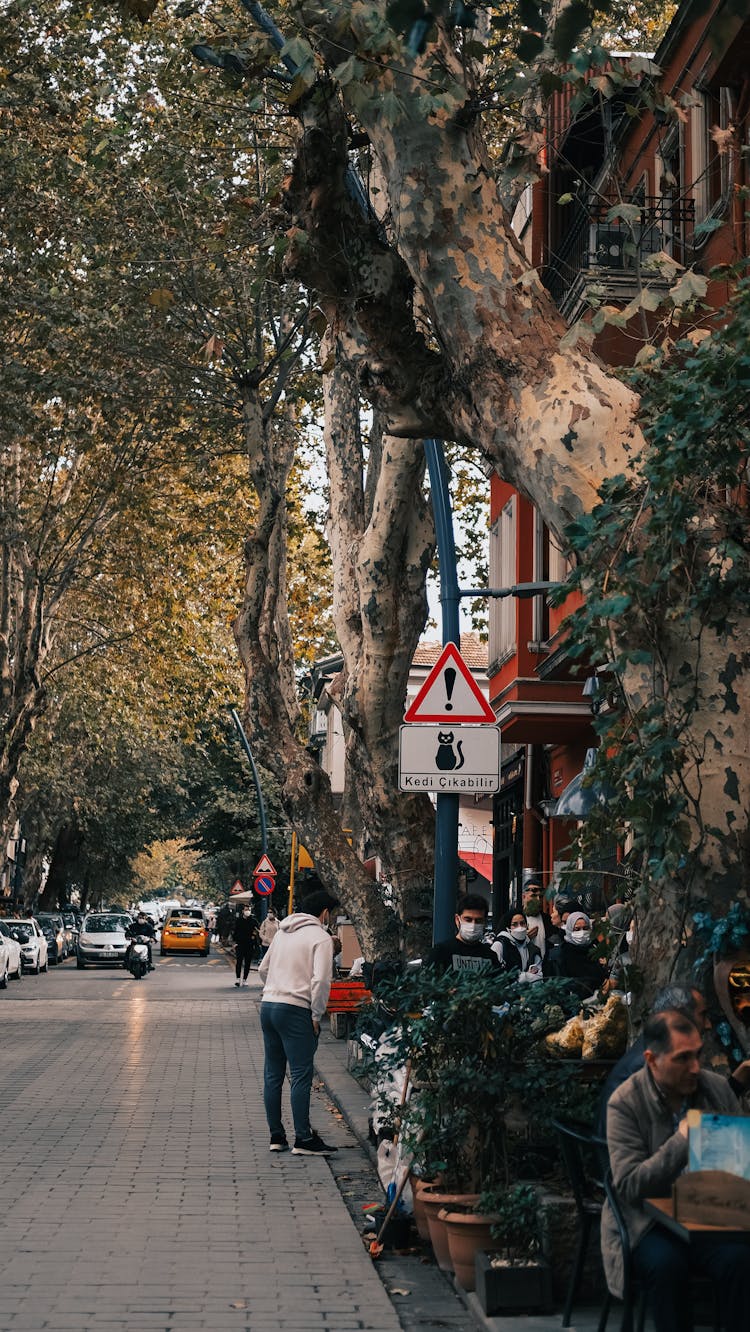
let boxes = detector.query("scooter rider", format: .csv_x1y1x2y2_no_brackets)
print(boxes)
126,911,155,970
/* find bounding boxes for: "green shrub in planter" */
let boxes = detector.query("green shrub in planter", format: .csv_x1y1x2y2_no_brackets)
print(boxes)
473,1183,552,1315
358,968,598,1193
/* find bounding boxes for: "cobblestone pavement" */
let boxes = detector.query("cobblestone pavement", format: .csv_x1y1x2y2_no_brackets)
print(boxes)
0,952,406,1332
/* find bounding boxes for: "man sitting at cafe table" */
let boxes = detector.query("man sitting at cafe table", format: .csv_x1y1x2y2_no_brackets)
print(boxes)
603,1009,750,1332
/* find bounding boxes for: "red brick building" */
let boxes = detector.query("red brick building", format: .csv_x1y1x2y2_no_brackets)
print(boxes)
488,0,750,918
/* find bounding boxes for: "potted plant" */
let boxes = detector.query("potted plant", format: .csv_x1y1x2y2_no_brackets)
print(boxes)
440,1201,500,1290
473,1184,553,1315
358,967,598,1273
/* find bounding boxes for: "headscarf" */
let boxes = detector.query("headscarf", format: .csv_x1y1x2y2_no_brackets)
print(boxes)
564,910,592,941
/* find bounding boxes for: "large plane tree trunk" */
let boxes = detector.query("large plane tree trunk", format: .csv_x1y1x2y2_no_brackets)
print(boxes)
276,12,749,988
232,392,400,958
322,349,436,947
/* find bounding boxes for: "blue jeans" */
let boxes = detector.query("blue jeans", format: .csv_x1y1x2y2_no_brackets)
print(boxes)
260,1002,318,1140
634,1225,750,1332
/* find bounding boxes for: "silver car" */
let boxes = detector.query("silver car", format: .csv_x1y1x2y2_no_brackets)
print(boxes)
1,918,48,974
77,913,132,968
0,922,23,986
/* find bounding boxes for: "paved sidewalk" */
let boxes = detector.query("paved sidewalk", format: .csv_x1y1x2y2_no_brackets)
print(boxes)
0,955,403,1332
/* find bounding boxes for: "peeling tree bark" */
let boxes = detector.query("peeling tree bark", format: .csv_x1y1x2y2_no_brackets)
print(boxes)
283,21,646,535
232,388,400,958
322,347,436,947
276,10,749,984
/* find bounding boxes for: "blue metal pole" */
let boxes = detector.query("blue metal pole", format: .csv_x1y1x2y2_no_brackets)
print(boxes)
424,440,460,945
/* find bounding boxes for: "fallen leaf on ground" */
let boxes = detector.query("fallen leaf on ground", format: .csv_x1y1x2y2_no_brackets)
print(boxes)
387,1288,410,1296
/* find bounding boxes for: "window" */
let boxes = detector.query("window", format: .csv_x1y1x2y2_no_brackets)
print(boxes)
690,92,710,224
548,530,570,585
690,84,734,231
532,508,548,643
488,497,516,664
655,123,683,256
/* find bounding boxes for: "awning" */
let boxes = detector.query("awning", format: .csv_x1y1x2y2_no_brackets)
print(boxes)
459,850,493,884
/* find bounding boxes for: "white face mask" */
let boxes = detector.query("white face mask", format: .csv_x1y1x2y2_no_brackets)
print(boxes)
571,929,591,947
458,921,484,943
242,910,250,918
510,926,528,943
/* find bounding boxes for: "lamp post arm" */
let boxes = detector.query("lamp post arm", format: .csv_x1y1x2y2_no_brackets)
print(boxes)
226,705,269,857
458,581,563,599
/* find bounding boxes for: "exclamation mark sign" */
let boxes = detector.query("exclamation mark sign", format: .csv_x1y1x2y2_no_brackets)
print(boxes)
444,667,456,711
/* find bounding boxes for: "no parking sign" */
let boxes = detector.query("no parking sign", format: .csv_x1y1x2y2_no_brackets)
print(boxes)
254,874,275,896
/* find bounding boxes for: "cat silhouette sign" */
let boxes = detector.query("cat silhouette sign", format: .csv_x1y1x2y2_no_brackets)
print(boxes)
404,642,495,724
398,724,501,792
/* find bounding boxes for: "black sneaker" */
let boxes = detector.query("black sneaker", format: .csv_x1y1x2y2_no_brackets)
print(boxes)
292,1132,337,1156
269,1133,289,1153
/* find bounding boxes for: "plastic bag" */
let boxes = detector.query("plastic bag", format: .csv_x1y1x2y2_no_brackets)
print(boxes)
376,1138,413,1216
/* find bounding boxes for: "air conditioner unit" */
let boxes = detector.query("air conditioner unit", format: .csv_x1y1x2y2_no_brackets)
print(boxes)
309,709,327,738
594,227,629,269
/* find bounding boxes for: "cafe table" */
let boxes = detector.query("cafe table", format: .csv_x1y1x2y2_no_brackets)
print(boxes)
645,1194,750,1242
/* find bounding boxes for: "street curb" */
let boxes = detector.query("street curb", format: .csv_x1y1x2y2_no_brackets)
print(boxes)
314,1037,380,1169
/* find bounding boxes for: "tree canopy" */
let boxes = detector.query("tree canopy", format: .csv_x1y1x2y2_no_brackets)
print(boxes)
4,0,749,983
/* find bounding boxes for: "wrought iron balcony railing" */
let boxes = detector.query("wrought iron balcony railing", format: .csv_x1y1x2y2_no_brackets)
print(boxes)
542,195,696,310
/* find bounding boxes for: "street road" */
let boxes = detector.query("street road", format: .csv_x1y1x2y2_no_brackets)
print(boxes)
0,953,401,1332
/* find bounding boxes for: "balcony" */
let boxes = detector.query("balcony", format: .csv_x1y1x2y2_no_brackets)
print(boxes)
542,195,696,321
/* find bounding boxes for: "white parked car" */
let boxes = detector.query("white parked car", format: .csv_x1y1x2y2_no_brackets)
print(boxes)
77,912,132,968
0,921,23,987
4,918,48,974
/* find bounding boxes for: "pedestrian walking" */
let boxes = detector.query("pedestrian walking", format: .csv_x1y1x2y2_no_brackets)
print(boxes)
258,889,339,1155
232,906,259,987
216,902,233,944
258,905,279,959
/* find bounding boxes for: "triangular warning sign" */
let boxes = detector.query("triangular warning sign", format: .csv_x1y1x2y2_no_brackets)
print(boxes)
253,853,276,876
404,642,495,724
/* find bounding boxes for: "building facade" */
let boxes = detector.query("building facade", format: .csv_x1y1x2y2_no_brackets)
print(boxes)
488,0,750,915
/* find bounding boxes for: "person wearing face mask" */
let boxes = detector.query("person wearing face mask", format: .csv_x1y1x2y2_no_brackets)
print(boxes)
522,880,547,958
491,910,543,979
545,909,608,996
232,905,260,987
424,894,500,974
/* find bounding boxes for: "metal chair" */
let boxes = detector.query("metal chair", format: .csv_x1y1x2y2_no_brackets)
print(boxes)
552,1118,609,1328
597,1167,643,1332
597,1169,720,1332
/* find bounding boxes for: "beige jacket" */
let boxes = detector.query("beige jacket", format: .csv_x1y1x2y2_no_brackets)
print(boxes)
602,1064,741,1298
259,916,279,946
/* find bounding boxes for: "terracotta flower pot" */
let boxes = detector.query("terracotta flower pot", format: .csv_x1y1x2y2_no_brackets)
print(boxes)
441,1208,500,1291
410,1177,436,1242
420,1187,479,1272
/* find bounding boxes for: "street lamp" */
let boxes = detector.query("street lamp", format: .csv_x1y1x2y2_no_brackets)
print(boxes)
225,705,270,918
554,747,614,818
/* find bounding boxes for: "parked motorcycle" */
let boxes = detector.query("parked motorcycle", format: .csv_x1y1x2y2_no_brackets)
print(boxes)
126,935,151,980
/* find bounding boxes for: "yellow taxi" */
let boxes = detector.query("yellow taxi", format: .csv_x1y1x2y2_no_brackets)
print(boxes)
160,908,210,956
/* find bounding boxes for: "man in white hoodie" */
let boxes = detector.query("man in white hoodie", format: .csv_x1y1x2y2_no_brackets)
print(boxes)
258,890,340,1156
